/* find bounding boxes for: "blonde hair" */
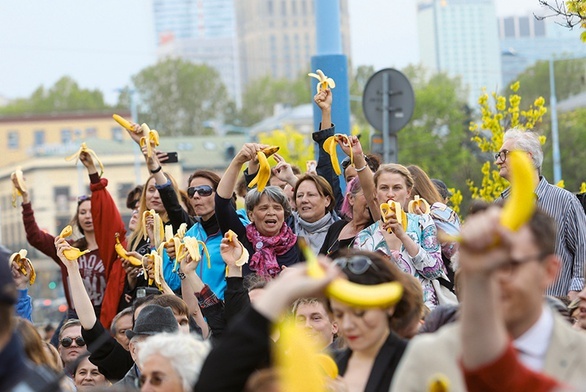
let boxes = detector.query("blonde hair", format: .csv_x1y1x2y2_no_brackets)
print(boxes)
373,163,414,190
407,165,443,205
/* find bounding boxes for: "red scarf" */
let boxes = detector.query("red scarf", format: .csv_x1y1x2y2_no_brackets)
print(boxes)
246,223,297,278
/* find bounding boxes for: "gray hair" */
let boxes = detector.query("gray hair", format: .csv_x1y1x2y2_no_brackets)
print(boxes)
245,185,292,218
110,307,133,336
137,333,210,392
503,128,543,170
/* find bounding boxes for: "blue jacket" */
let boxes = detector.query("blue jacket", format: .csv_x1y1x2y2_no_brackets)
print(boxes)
16,289,32,321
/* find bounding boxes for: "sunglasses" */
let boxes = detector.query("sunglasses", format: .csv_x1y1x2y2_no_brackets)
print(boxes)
60,336,86,348
187,185,214,198
342,155,370,170
333,256,380,275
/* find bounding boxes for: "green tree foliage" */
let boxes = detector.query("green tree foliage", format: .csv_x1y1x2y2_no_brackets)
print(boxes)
238,74,312,127
349,65,375,126
130,58,231,136
0,76,108,115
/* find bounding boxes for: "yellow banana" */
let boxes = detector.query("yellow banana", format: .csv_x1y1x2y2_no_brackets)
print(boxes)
380,201,408,233
316,353,338,379
139,123,160,159
59,225,73,238
112,114,135,131
300,239,403,308
323,134,352,176
308,69,336,93
408,195,431,214
248,150,271,192
65,142,105,177
176,223,188,239
114,233,143,267
58,225,90,260
164,225,174,242
261,145,280,158
9,249,36,285
226,229,237,243
499,150,537,231
141,251,163,289
183,236,211,269
428,373,450,392
10,168,26,208
142,210,165,248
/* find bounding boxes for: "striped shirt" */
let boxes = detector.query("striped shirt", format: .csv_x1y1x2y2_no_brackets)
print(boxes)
501,177,586,296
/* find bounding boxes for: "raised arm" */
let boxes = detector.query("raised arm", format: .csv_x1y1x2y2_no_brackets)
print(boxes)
217,143,265,199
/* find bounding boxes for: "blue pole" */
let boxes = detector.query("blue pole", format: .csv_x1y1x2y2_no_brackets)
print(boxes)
311,0,351,173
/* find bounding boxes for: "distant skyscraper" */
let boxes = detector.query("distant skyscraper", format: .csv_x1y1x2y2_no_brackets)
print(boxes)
154,0,242,106
235,0,351,87
499,14,586,87
417,0,502,106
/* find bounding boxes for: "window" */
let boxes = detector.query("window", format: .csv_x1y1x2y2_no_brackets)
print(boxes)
61,129,72,144
112,127,123,142
268,0,273,15
54,186,70,213
281,0,287,16
86,127,97,138
34,130,45,146
7,131,19,149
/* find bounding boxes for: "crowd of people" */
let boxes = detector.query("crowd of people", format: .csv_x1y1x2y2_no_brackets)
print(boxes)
2,87,586,391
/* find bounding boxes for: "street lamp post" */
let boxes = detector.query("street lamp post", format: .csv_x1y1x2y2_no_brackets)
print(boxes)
548,58,562,183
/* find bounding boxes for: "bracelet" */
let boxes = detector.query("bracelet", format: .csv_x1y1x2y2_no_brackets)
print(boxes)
355,164,368,172
150,166,162,174
178,271,186,280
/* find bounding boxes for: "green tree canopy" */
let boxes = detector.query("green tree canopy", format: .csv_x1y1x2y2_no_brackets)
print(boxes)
129,58,232,136
0,76,108,115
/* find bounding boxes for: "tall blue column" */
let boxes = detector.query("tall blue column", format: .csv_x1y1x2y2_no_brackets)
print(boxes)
311,0,351,148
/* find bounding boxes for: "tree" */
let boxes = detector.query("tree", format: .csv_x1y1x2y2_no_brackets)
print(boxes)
257,126,314,170
538,1,586,39
349,65,375,126
130,58,232,136
0,76,108,115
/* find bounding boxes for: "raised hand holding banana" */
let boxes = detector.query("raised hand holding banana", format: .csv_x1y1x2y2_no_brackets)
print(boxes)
10,168,28,207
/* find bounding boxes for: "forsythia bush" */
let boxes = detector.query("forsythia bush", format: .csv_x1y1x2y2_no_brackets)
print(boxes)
257,126,315,170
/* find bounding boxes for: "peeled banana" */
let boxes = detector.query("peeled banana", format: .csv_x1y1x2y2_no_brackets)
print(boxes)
139,123,160,159
380,201,408,233
10,168,26,208
323,134,353,176
300,239,404,308
142,210,165,248
58,225,91,260
142,250,163,289
183,236,211,269
308,69,336,94
427,373,450,392
224,230,249,270
112,114,135,131
65,142,105,177
499,151,537,231
9,249,36,285
408,195,431,214
114,233,143,267
248,150,271,192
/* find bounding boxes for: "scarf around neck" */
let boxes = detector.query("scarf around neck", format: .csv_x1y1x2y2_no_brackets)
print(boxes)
294,211,337,253
246,223,297,277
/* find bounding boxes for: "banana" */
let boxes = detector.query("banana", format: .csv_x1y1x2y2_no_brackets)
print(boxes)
408,195,431,214
164,225,174,243
10,168,26,208
9,249,36,285
427,373,450,392
59,225,73,238
65,142,105,177
139,123,160,159
308,69,336,93
142,210,165,248
58,225,91,260
261,146,280,158
114,233,143,267
300,239,404,308
176,223,188,239
248,150,271,192
316,353,338,379
499,151,537,231
112,114,135,131
226,229,237,243
142,251,163,289
183,236,211,269
323,134,352,176
380,201,408,233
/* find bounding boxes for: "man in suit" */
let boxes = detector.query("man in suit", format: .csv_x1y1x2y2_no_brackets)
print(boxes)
391,206,586,391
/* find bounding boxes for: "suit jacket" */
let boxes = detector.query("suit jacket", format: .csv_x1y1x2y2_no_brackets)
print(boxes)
336,332,407,392
390,314,586,391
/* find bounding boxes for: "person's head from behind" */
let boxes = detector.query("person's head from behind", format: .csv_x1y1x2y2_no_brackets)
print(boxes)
110,307,134,351
389,274,424,339
245,274,270,303
73,354,108,391
187,170,220,221
292,298,338,349
149,294,191,334
58,319,87,368
373,163,414,207
245,186,292,237
431,179,452,204
15,318,52,367
339,177,369,225
138,333,210,392
0,244,17,344
326,249,419,354
406,165,443,205
293,174,335,223
496,128,543,181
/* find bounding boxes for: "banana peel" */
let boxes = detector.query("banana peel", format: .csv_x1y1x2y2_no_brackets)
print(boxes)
114,233,143,267
65,142,104,177
408,195,431,214
142,210,165,248
308,69,336,94
380,201,408,233
112,114,134,131
142,250,163,289
58,225,90,260
183,236,211,269
300,239,403,308
9,249,36,285
139,123,160,159
323,134,352,176
248,150,271,192
224,230,249,274
11,168,26,208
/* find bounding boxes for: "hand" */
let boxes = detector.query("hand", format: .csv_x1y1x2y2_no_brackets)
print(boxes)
568,290,579,301
314,88,332,111
234,143,268,167
141,145,161,171
165,240,177,260
10,261,31,290
271,153,297,185
125,122,145,144
11,173,29,203
79,151,98,173
220,234,245,268
145,214,155,244
381,214,406,239
338,135,364,158
180,251,201,276
54,237,79,271
121,258,140,288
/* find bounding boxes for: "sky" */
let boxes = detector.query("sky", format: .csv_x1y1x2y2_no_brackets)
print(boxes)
0,0,560,104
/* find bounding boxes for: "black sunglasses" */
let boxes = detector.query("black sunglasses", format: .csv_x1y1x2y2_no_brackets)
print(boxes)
60,336,86,348
187,185,214,198
333,256,380,275
342,155,370,170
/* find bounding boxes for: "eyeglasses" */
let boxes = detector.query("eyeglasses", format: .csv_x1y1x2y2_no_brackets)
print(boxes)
341,155,370,171
187,185,214,198
333,256,380,275
60,336,86,348
498,253,547,275
494,149,509,162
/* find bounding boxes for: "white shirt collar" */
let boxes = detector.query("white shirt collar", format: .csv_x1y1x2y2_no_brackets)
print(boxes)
513,305,554,371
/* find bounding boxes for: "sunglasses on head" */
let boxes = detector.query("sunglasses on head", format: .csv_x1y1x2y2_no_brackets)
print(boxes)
77,195,91,205
60,336,86,348
187,185,214,198
333,255,380,275
341,155,370,170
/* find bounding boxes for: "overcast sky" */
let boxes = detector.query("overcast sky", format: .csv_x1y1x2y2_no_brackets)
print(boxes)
0,0,566,103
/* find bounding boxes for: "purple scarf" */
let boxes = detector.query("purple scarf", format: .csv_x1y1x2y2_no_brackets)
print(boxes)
246,223,297,278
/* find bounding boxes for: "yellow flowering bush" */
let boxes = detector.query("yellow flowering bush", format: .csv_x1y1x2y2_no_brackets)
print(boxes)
257,126,315,170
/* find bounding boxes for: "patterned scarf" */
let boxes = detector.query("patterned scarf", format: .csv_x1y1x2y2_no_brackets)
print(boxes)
246,223,297,278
